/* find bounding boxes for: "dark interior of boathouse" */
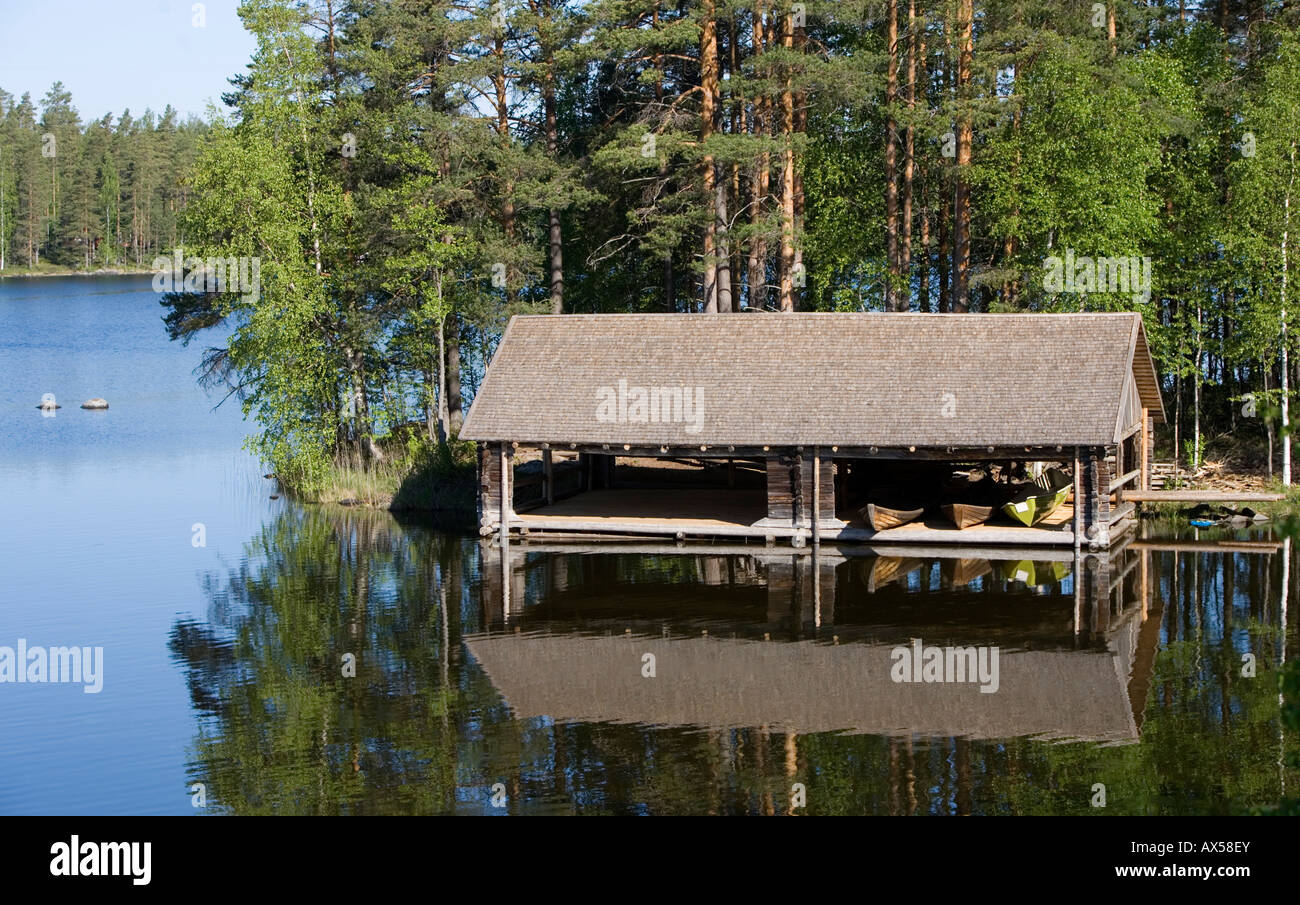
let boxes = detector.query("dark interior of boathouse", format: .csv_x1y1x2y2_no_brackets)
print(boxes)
460,311,1165,551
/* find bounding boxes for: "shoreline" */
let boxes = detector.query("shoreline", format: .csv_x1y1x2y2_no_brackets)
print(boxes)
0,268,154,279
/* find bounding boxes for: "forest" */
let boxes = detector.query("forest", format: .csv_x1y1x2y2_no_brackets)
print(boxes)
5,0,1299,498
0,84,209,271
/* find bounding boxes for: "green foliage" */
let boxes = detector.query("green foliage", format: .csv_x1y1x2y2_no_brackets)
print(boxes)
1255,659,1300,816
15,1,1300,490
0,83,207,271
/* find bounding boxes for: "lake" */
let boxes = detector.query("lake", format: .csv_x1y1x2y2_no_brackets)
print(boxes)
0,274,1296,815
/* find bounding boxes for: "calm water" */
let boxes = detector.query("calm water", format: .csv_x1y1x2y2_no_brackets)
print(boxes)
1,275,1297,815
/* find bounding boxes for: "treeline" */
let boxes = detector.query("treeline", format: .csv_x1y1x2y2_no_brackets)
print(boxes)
163,0,1300,491
0,83,209,270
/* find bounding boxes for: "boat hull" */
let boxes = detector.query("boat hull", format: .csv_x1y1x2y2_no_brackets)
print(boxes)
942,503,994,529
1001,485,1069,527
864,503,926,531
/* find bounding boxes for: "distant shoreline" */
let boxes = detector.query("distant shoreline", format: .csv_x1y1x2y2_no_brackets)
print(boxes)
0,268,153,279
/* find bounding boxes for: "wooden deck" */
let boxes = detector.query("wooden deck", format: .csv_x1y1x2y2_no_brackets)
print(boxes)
1123,490,1283,503
511,488,1089,546
834,502,1076,546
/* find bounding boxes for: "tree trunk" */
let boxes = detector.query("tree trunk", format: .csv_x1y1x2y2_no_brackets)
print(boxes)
715,176,733,311
952,0,974,313
545,72,563,313
900,0,918,311
748,4,770,310
701,0,720,312
778,9,797,311
432,313,449,444
938,203,950,312
1282,139,1295,484
1194,300,1202,469
447,310,463,433
548,208,563,313
792,17,806,306
730,9,745,305
345,345,383,464
1265,364,1275,478
885,0,899,310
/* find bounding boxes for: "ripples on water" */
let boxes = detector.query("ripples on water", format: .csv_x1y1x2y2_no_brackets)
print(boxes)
1,276,1297,815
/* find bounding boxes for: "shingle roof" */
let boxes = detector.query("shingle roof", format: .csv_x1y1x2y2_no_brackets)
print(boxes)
459,312,1164,447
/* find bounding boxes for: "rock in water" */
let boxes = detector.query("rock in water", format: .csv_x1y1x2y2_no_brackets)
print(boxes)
81,398,109,410
37,393,60,410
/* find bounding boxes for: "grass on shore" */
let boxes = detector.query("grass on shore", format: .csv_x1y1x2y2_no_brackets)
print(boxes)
310,434,478,514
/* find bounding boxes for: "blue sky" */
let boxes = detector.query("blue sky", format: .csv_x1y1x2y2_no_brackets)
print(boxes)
0,0,257,121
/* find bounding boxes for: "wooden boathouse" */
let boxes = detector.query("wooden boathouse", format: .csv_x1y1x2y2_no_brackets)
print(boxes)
460,312,1164,550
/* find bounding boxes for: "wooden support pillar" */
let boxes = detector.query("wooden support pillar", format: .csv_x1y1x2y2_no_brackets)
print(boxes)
791,452,805,546
1140,406,1150,491
812,446,821,547
1073,447,1083,552
1115,435,1125,505
765,455,792,523
543,448,554,506
499,441,512,537
1079,446,1112,550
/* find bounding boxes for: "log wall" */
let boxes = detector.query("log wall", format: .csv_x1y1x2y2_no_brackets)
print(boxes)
478,442,503,530
1080,447,1113,548
766,452,835,524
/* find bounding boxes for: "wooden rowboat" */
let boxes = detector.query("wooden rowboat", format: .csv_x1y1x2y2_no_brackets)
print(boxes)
942,502,995,529
863,503,926,531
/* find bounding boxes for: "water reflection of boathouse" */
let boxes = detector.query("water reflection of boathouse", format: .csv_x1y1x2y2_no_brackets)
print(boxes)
466,538,1231,745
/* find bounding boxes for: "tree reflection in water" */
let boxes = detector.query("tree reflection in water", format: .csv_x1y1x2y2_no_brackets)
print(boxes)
169,506,1299,815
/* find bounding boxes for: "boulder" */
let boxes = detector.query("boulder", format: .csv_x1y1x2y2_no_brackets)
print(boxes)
81,398,109,410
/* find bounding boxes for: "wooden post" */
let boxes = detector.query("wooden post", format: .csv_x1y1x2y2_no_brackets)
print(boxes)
1115,434,1124,505
811,446,821,547
791,452,804,546
543,448,554,506
1073,446,1083,552
499,441,512,537
1072,549,1083,638
1140,406,1150,491
500,533,512,623
812,547,821,626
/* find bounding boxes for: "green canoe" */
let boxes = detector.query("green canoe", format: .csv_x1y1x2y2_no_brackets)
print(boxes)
1001,469,1072,527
